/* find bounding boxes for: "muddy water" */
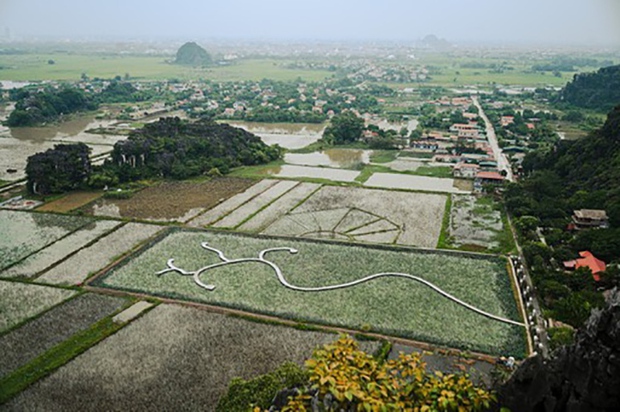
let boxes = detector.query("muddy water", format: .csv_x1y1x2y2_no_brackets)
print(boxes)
6,115,122,145
0,114,120,181
224,121,325,149
285,149,370,169
258,164,360,182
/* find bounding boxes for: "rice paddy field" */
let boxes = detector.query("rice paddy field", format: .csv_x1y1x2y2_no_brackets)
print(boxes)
85,178,256,222
0,211,93,271
0,293,128,378
3,304,378,411
0,280,76,333
267,185,447,248
37,223,164,286
94,229,526,356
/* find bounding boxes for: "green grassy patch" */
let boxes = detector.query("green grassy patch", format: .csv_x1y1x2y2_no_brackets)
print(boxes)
413,165,453,179
369,150,399,164
0,54,333,82
290,141,368,154
354,165,393,183
436,195,453,249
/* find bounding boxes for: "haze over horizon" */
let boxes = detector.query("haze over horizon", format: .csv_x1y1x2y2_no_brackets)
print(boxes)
0,0,619,47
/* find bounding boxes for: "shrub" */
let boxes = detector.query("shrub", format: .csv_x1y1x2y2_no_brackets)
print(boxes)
216,362,308,412
281,335,495,411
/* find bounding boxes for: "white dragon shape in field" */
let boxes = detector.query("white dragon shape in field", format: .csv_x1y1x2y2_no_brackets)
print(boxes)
156,241,524,327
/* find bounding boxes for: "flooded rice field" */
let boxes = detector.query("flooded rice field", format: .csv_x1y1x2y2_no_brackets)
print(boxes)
364,173,470,194
284,149,370,169
259,164,361,182
0,114,124,181
224,121,325,149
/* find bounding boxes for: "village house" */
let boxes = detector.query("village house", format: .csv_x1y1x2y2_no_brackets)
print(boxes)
452,162,479,179
563,251,607,281
572,209,609,229
500,116,514,127
474,171,505,192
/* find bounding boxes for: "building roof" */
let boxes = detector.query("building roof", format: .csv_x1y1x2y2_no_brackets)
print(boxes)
564,251,606,281
574,209,608,220
476,171,505,181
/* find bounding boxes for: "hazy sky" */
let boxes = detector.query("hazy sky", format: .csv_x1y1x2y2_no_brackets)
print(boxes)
1,0,619,46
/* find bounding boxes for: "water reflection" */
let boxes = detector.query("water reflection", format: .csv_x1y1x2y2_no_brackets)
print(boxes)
284,149,370,169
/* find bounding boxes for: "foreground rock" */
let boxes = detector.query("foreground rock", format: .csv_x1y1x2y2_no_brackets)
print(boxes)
499,288,620,411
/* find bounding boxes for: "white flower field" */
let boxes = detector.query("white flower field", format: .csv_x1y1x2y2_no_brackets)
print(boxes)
95,230,527,356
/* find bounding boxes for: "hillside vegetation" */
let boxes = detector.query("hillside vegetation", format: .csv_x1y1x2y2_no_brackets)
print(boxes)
6,87,96,127
504,105,620,327
103,117,281,181
559,65,620,111
174,42,212,66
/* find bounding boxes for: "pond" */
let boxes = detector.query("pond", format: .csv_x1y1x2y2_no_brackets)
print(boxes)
284,149,370,169
0,114,121,181
257,164,360,182
223,121,325,149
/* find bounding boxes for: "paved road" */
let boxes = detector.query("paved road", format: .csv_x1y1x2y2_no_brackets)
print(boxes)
472,97,514,182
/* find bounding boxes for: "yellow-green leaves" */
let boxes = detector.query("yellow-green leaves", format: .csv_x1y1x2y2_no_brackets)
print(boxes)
285,335,496,411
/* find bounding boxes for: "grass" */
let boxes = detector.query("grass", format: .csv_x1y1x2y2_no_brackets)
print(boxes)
290,141,367,154
399,151,436,159
95,230,526,356
413,165,453,179
436,195,453,249
369,150,399,164
0,54,333,82
354,165,393,183
0,315,126,404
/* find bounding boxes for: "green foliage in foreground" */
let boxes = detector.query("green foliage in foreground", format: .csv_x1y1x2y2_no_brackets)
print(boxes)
547,326,575,352
216,362,308,412
96,230,526,356
0,316,125,405
282,336,495,411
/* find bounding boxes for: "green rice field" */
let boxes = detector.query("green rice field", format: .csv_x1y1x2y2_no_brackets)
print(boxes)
94,229,527,357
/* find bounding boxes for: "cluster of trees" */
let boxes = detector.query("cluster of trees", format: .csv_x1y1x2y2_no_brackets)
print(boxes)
6,87,97,127
532,56,611,73
25,118,282,193
97,81,152,104
504,105,620,327
559,64,620,111
26,143,91,195
322,111,364,145
100,117,281,182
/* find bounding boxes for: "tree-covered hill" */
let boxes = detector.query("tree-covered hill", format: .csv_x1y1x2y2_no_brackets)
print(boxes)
558,64,620,111
6,87,97,127
174,42,212,66
105,117,281,180
507,104,620,264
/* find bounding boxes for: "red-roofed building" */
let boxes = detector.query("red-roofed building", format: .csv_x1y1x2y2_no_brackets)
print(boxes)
563,251,607,281
474,171,505,192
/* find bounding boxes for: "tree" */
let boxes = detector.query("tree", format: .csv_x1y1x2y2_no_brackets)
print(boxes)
322,111,364,145
280,336,495,411
26,143,91,194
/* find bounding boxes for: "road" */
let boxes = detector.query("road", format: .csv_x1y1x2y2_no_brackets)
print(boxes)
472,96,514,182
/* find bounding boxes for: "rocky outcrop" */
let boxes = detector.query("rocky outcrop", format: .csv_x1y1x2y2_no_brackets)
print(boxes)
499,288,620,411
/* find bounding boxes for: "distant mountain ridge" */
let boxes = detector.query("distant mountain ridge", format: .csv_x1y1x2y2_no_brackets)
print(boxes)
559,64,620,111
174,42,212,66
